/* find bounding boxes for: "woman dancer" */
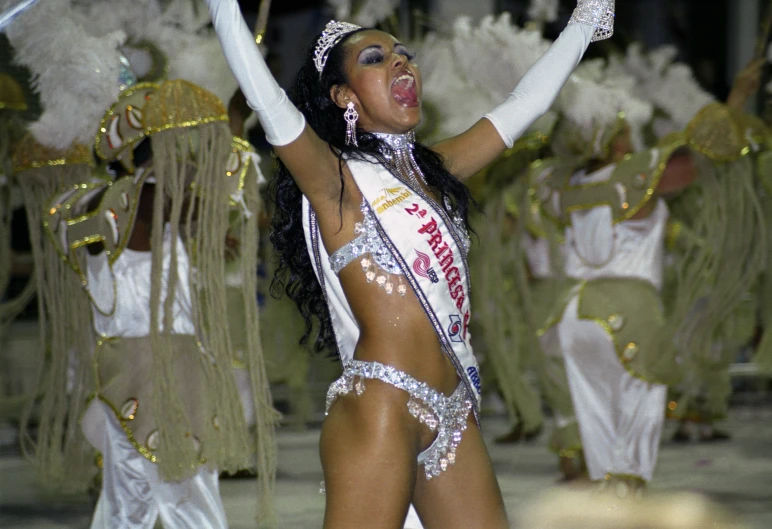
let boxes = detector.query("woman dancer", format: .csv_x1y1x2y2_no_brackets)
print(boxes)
207,1,613,527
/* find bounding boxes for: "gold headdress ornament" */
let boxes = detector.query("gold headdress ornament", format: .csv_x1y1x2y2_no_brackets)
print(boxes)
12,133,93,173
685,102,771,163
95,83,160,172
142,78,229,133
95,80,229,172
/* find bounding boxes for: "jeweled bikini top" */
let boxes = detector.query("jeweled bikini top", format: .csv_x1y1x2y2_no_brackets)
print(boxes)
328,131,470,296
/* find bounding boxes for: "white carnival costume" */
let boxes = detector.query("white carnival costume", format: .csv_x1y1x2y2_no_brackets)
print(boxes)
206,0,613,523
41,79,272,528
4,2,277,525
81,230,229,528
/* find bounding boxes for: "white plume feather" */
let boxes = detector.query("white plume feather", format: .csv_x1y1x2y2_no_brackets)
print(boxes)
328,0,400,27
419,14,552,141
77,0,239,104
3,0,127,150
528,0,559,23
608,43,714,138
328,0,352,21
556,64,654,152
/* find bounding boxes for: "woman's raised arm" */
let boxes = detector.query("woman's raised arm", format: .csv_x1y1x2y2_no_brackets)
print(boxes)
207,0,342,205
432,0,614,181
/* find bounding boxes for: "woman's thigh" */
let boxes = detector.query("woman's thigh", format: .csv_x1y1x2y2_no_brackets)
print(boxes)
412,414,509,529
320,379,421,529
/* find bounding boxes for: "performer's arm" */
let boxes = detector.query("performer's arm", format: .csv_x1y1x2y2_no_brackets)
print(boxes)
227,88,251,139
207,0,345,206
433,0,614,181
656,149,697,198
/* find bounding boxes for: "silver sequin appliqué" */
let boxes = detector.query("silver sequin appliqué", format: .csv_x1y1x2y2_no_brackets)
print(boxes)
326,360,474,480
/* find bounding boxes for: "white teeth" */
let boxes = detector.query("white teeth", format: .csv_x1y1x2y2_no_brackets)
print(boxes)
393,74,414,88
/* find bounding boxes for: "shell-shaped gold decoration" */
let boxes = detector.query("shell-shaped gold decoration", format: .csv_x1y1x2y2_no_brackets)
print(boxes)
191,435,202,455
142,79,228,134
225,150,242,176
12,134,93,173
146,429,160,451
632,172,648,189
95,83,160,163
0,74,28,111
125,105,143,130
622,342,639,362
120,398,139,421
607,314,625,332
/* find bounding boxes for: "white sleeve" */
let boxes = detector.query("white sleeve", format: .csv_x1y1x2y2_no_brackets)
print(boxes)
483,0,615,148
206,0,306,146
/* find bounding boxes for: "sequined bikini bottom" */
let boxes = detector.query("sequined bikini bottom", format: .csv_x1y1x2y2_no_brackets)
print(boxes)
326,359,474,479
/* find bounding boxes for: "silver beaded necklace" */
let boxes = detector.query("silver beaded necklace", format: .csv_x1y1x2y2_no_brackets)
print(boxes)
371,130,471,257
371,130,429,191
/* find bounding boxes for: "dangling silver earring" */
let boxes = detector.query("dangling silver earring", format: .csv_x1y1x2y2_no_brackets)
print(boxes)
344,101,359,147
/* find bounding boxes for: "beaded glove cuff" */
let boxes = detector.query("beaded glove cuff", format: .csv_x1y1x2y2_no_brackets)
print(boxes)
569,0,615,42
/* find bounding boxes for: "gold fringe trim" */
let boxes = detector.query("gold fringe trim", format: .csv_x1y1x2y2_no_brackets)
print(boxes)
13,135,93,172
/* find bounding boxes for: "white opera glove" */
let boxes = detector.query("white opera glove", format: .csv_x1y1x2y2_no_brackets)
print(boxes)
484,0,615,148
206,0,305,146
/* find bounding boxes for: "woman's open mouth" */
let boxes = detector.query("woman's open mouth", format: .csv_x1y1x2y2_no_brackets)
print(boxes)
391,72,419,107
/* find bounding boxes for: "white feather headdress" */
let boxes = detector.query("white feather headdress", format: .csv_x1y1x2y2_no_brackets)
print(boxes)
3,0,245,151
2,0,128,150
327,0,400,27
76,0,239,105
419,14,553,142
607,43,714,138
528,0,559,23
556,59,654,154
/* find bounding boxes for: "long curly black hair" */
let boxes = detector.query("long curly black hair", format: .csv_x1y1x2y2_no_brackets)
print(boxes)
269,27,475,356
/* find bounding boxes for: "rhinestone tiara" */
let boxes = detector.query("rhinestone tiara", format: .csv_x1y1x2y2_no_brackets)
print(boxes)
314,20,362,75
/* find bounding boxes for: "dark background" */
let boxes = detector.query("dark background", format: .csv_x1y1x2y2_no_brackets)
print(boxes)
236,0,749,100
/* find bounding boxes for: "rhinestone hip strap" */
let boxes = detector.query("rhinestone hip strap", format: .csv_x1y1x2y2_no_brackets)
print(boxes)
326,360,474,479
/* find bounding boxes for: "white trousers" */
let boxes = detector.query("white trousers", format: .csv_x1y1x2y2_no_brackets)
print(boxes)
557,298,666,481
404,505,423,528
84,400,228,529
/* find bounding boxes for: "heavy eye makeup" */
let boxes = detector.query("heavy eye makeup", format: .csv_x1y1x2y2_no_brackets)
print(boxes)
357,44,417,65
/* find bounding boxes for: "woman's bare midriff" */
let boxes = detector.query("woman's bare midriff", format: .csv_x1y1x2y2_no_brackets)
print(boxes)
340,267,462,398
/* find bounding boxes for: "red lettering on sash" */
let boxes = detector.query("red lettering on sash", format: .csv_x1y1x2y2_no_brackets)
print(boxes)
409,208,470,330
419,217,438,234
428,232,443,250
455,293,465,310
435,242,450,259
